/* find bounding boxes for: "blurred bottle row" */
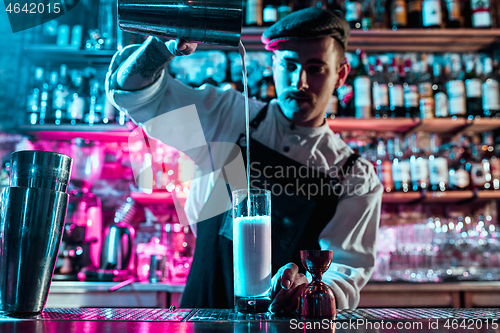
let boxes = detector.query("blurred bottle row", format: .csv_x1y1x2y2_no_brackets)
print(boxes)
25,64,128,126
29,0,117,50
373,202,500,282
25,49,500,126
347,131,500,193
245,0,499,29
333,51,500,119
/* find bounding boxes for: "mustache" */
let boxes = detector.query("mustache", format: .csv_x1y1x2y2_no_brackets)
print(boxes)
283,89,312,99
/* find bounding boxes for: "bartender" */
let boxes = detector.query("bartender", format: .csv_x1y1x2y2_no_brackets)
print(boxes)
106,8,382,312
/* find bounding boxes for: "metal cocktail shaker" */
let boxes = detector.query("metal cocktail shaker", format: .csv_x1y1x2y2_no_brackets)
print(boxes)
0,151,72,313
117,0,243,47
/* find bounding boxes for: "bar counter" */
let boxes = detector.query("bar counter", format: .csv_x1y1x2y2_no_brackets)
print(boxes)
46,281,500,308
1,308,500,332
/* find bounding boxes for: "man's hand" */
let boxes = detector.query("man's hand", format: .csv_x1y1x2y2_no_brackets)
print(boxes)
269,263,308,314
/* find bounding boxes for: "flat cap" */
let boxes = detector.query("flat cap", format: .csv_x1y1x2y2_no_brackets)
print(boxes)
261,7,350,51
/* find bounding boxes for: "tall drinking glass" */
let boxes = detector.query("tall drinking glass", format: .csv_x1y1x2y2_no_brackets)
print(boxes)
232,189,271,313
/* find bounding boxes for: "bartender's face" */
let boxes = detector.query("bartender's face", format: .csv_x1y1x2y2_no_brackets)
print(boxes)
272,37,349,127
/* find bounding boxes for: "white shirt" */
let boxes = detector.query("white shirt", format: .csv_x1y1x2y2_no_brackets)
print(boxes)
106,44,383,309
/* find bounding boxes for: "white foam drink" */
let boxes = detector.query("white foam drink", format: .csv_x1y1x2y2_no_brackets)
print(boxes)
233,216,272,297
232,189,271,313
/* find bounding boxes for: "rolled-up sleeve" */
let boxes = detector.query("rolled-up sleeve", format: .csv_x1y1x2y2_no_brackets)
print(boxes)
318,158,383,309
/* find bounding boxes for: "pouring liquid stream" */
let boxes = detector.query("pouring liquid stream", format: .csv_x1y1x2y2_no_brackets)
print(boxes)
239,41,251,216
233,41,272,312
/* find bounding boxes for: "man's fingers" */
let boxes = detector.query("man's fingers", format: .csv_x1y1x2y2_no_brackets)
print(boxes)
166,39,197,56
283,284,308,314
281,263,299,289
270,273,309,313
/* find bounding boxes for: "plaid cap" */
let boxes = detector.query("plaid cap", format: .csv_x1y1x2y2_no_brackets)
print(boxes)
261,7,350,51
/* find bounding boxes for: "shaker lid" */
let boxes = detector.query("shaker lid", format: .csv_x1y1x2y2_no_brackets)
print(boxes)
10,150,73,192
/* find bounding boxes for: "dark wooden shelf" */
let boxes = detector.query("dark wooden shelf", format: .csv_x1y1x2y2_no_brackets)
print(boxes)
382,191,422,203
19,124,132,142
348,28,500,52
328,117,418,133
130,191,174,205
476,190,500,200
466,118,500,132
23,45,117,64
425,190,474,203
413,118,469,133
327,117,500,133
382,190,500,203
203,27,500,52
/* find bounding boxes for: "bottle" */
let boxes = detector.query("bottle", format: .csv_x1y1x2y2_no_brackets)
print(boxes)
388,57,405,117
259,67,276,102
422,0,443,27
409,133,429,191
345,0,363,29
392,135,411,192
482,57,500,118
26,67,44,125
432,62,449,117
463,0,473,27
464,56,483,119
263,0,278,26
445,0,462,27
428,133,449,191
446,54,467,117
277,0,291,20
67,70,86,125
85,80,103,126
407,0,423,27
390,0,408,29
361,0,374,29
469,136,490,191
449,136,471,190
354,50,372,118
373,0,389,28
484,132,500,190
39,81,51,126
246,0,263,26
43,71,58,125
471,0,492,28
52,64,70,125
376,138,395,192
372,58,390,118
418,57,435,119
403,58,420,118
337,72,355,117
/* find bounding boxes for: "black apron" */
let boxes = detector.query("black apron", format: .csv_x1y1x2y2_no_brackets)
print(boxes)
180,104,359,308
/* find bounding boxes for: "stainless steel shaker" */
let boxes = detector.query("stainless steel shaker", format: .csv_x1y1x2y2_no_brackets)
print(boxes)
0,150,72,313
117,0,243,47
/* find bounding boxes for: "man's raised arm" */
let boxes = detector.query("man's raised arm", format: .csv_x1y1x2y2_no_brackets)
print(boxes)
108,36,197,91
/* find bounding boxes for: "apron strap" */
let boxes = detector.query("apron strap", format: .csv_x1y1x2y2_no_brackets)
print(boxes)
249,103,269,130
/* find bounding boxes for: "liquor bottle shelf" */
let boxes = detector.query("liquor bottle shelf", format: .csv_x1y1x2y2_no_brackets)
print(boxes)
328,117,500,133
19,124,133,142
383,190,500,203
